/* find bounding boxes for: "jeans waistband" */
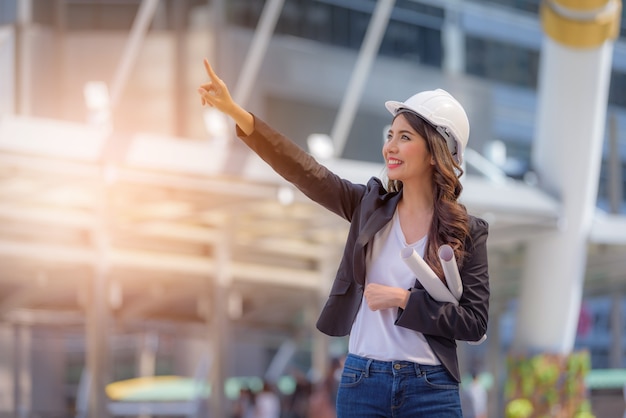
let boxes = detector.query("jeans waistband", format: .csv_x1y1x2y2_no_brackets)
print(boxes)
344,353,444,377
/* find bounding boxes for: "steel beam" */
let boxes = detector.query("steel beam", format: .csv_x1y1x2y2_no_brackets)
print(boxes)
331,0,396,157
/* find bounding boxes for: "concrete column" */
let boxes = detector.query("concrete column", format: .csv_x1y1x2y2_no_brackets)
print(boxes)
137,331,158,377
208,227,232,418
31,329,66,416
311,245,342,383
513,0,622,353
486,302,504,416
172,0,189,137
610,292,624,368
14,324,32,418
15,0,32,115
608,114,624,213
310,243,346,386
86,170,114,418
0,324,15,412
442,0,465,75
0,26,15,115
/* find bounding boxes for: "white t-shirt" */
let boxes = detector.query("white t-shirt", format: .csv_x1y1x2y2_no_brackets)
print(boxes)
348,210,440,364
255,391,281,418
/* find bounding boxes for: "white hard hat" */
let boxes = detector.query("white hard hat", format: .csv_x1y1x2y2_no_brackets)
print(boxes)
385,89,469,165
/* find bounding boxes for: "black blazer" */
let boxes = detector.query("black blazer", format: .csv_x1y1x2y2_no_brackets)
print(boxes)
237,116,490,383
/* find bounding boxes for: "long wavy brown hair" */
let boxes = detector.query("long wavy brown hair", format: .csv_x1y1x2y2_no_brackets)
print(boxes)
386,111,470,282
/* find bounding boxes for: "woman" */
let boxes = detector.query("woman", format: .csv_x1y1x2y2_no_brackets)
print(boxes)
198,59,489,417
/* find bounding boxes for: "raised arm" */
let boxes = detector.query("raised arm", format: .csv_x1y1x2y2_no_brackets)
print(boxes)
197,58,254,136
197,58,366,222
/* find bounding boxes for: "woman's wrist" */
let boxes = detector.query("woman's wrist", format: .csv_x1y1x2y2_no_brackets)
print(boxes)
399,288,410,309
230,104,254,136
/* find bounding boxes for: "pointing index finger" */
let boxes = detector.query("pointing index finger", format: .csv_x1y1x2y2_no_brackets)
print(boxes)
203,58,219,82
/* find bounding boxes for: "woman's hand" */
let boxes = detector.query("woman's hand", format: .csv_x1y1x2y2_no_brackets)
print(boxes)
198,58,254,135
198,59,234,112
364,283,410,311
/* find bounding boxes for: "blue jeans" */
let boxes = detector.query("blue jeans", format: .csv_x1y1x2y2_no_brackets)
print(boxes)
336,353,462,418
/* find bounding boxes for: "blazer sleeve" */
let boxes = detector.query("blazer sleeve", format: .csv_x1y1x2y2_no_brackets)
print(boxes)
394,216,490,342
236,115,365,222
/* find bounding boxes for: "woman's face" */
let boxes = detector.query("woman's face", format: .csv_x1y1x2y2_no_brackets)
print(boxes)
382,113,433,183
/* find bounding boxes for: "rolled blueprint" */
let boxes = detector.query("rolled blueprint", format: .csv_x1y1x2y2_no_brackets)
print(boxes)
437,245,487,345
399,247,458,305
400,246,486,345
438,245,463,301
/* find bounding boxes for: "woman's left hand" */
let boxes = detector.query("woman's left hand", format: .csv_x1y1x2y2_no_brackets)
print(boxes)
364,283,409,311
198,59,235,113
197,58,254,135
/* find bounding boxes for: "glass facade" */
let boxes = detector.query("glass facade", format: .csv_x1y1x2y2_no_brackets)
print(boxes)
229,0,445,67
0,0,17,25
480,0,540,14
465,36,540,89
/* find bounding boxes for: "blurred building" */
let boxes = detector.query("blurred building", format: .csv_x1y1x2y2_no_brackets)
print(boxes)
0,0,625,417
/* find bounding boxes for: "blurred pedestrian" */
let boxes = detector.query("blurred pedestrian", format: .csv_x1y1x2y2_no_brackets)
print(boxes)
461,372,487,418
307,358,342,418
284,372,312,418
232,386,256,418
255,380,281,418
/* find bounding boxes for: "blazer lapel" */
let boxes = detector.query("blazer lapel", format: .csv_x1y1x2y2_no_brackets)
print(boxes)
353,191,402,284
357,191,401,245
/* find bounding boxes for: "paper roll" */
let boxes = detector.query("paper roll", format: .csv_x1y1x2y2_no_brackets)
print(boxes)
400,246,486,345
400,247,458,305
438,244,463,301
468,334,487,345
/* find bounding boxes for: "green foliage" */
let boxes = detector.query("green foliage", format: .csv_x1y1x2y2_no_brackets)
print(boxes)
505,398,534,418
505,350,594,418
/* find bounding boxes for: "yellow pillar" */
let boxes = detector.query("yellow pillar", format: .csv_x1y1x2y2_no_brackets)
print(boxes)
510,1,621,416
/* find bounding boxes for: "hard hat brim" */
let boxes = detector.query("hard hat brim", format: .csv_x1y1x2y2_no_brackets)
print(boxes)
384,98,466,165
385,100,409,118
